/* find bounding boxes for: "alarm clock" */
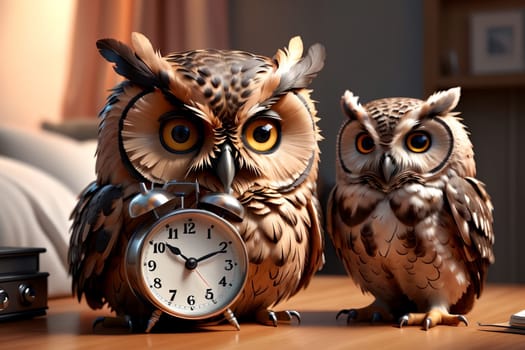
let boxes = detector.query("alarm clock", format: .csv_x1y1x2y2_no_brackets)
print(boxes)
125,181,248,332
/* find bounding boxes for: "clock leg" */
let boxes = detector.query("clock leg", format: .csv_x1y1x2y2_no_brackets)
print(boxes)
145,309,163,333
223,308,241,330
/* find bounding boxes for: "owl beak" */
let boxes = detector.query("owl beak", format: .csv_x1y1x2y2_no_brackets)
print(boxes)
381,154,397,183
199,143,244,221
216,143,236,195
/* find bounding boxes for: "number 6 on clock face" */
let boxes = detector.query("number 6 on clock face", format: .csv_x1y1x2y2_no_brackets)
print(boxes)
126,209,249,320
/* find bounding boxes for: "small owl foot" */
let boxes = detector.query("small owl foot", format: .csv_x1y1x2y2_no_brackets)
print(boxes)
92,315,136,333
398,309,469,330
337,304,393,324
256,309,301,327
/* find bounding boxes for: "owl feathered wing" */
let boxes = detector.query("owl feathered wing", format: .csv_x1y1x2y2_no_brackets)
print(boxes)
297,195,325,291
325,188,337,246
325,186,356,277
238,183,324,309
68,181,124,309
445,176,494,297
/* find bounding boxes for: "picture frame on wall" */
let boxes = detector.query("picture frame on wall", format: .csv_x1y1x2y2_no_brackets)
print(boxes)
470,10,524,74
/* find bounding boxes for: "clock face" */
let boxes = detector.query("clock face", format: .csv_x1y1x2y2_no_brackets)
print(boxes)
127,209,248,320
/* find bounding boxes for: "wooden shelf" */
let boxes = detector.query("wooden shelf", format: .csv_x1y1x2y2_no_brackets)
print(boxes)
424,0,525,95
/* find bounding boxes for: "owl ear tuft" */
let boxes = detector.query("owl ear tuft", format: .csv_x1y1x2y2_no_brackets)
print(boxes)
341,90,369,122
96,32,170,88
425,86,461,116
131,32,174,83
274,36,326,94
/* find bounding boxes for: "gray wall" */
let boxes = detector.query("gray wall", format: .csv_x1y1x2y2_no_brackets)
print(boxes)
228,0,524,283
458,89,525,284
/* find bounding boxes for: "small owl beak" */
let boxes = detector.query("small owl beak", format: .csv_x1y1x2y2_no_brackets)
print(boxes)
216,143,236,194
381,154,397,183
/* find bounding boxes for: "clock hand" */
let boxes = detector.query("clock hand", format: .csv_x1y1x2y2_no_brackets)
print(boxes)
196,247,227,263
165,242,189,261
193,268,212,289
165,242,201,270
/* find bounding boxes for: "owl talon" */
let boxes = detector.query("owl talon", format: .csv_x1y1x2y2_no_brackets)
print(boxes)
400,309,470,330
336,309,348,320
269,312,278,327
337,303,392,324
424,317,432,331
286,310,302,325
92,316,104,330
260,310,301,327
336,309,358,324
371,312,383,323
458,314,469,326
92,315,134,333
272,310,301,325
398,315,409,328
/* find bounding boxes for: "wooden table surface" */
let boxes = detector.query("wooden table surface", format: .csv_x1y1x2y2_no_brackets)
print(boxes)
1,275,524,349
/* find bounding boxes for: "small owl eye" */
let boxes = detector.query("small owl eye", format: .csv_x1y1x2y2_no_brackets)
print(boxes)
356,132,375,154
406,131,431,153
243,117,281,153
160,117,202,153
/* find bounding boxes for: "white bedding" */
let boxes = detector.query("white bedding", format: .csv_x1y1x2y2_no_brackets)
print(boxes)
0,126,97,297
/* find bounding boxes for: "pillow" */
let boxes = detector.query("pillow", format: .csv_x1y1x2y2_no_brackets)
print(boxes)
0,126,97,194
0,156,76,297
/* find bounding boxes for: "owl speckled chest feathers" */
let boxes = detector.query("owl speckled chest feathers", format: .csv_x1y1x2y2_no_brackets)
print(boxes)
68,32,325,331
327,87,494,330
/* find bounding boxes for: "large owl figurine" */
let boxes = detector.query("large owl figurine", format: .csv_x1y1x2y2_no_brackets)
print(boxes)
327,87,494,330
68,32,325,330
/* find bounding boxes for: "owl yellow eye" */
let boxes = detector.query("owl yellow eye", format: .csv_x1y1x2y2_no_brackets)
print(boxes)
160,117,202,153
243,117,281,153
406,131,431,153
356,132,375,154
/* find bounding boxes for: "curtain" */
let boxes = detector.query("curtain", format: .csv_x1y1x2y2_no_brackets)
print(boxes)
62,0,229,119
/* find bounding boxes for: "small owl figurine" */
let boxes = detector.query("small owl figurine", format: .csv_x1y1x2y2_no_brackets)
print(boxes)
327,87,494,330
68,32,325,330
